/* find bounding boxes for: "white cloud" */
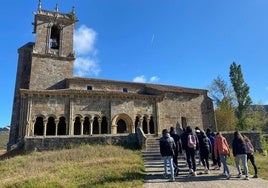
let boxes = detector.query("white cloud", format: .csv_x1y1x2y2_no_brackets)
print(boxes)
265,86,268,91
74,25,97,55
74,57,100,77
133,75,160,83
133,75,146,83
150,76,159,82
73,25,100,77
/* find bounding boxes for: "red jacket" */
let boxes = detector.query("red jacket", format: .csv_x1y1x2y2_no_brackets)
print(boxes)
214,134,230,158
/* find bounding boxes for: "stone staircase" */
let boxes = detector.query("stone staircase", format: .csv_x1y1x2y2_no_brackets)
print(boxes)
142,136,202,183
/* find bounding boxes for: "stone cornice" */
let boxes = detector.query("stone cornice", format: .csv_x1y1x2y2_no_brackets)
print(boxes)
19,89,163,102
31,52,75,61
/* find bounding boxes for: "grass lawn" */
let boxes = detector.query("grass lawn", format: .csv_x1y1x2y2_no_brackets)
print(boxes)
227,152,268,180
0,145,145,188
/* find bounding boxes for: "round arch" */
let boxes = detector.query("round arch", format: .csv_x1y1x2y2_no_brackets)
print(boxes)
111,113,134,134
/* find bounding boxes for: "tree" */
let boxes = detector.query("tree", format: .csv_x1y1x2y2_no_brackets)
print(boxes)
246,104,268,131
208,76,236,131
209,76,235,110
229,62,252,130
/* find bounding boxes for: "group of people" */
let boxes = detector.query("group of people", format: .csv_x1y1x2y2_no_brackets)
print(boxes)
159,126,258,182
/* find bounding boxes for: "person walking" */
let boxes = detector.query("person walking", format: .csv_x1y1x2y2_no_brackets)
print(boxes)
159,129,176,181
243,135,258,178
206,129,218,167
170,126,182,176
199,129,212,174
232,131,249,180
181,126,199,176
214,132,231,179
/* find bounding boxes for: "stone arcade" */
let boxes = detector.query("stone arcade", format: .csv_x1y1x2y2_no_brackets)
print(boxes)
8,3,216,151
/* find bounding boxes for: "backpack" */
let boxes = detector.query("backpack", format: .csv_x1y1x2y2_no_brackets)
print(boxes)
187,134,197,149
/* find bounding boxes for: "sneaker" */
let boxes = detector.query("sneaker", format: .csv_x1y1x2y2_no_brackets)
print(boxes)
244,176,249,180
205,170,210,174
236,173,242,178
174,168,179,176
193,171,197,176
163,174,168,179
169,178,175,182
253,174,258,178
221,172,227,176
226,174,231,180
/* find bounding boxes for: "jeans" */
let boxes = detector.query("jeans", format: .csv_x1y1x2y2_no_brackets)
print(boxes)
235,154,248,176
186,148,197,172
163,156,174,179
220,154,230,175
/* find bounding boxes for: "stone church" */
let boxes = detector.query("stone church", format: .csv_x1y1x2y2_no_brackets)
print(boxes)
8,3,216,150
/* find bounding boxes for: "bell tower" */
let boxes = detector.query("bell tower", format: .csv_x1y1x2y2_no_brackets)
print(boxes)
30,2,77,89
8,1,78,149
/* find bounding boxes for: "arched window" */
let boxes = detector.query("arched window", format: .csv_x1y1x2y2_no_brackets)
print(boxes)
135,116,139,132
83,117,90,135
101,116,108,134
149,116,155,134
46,117,56,136
50,24,60,49
58,116,67,135
74,117,81,135
34,117,44,136
93,117,99,134
117,119,127,133
142,117,148,134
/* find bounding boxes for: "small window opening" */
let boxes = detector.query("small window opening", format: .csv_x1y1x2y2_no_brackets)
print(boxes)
50,25,60,49
123,88,128,93
87,86,93,90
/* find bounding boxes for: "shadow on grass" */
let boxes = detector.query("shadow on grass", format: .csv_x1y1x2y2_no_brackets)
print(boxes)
77,172,144,188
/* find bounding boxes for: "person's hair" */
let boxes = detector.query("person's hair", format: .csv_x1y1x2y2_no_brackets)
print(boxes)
200,129,205,135
170,126,175,132
186,126,192,133
243,135,250,142
234,131,244,141
162,129,168,135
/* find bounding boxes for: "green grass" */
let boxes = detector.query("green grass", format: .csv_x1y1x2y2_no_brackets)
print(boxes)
0,145,145,188
0,131,9,149
227,152,268,180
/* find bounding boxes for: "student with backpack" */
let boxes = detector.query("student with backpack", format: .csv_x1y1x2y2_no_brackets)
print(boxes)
199,130,212,174
181,126,199,176
214,132,231,179
243,135,258,178
170,126,182,176
159,129,176,182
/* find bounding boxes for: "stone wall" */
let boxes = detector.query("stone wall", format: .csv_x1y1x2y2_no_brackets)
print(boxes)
24,134,139,152
221,131,263,152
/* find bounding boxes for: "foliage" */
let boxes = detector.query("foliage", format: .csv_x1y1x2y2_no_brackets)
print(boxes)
245,105,268,131
215,109,237,131
229,62,252,130
208,76,235,109
0,145,145,188
208,76,236,130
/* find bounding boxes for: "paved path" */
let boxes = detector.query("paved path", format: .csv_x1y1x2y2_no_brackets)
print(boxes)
143,137,268,188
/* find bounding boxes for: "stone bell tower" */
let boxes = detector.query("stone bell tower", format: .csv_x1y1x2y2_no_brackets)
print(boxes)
8,1,77,149
30,2,77,90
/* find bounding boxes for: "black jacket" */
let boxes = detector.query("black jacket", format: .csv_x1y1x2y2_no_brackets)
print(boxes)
232,138,247,156
170,131,182,155
199,133,212,154
159,133,176,156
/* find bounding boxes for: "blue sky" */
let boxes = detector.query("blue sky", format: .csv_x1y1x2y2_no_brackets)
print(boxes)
1,0,268,127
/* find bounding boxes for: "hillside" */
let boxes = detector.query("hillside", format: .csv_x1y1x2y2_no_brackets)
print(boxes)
0,131,9,150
